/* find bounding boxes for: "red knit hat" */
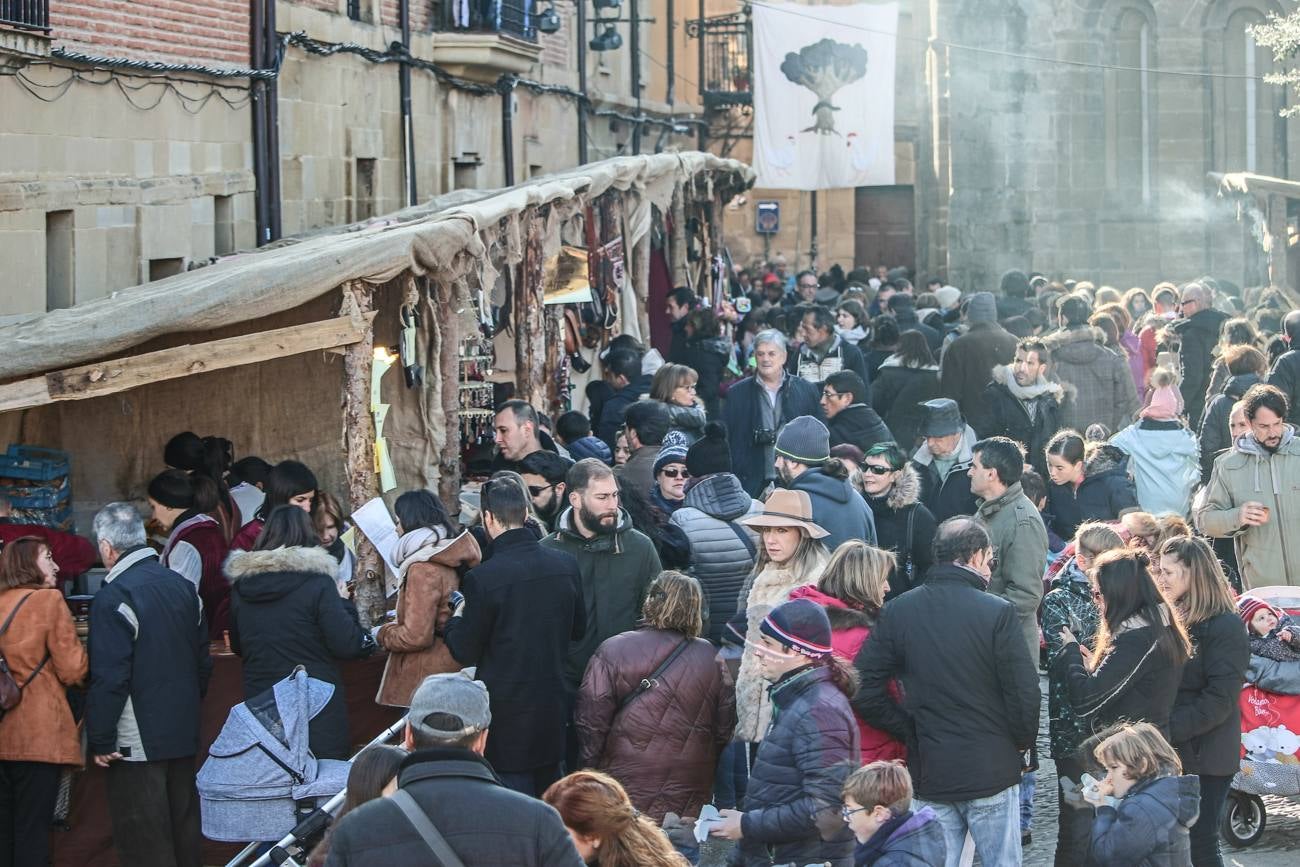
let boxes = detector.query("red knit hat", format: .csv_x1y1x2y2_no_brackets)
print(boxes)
1238,595,1277,629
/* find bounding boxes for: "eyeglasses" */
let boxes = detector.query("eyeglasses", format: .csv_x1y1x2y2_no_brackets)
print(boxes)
660,468,690,479
822,390,843,400
863,464,894,476
527,483,556,497
841,805,870,821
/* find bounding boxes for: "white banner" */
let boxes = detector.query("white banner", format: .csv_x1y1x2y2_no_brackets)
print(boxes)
752,1,898,190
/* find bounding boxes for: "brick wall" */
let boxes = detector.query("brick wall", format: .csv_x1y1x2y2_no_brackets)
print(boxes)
50,0,250,66
380,0,434,32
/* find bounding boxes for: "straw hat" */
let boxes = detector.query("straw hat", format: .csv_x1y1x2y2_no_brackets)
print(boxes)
737,489,829,539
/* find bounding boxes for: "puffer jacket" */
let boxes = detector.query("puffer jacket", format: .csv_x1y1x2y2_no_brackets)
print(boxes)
1196,426,1300,588
1172,307,1230,428
734,555,829,742
784,467,877,550
853,806,947,867
1110,420,1200,518
788,585,905,764
374,531,481,708
1199,372,1261,482
871,357,941,454
735,665,858,867
865,465,936,599
1170,611,1249,777
1044,325,1139,434
575,627,735,820
662,402,707,445
1047,445,1140,541
1085,775,1200,867
1041,561,1100,759
670,473,762,644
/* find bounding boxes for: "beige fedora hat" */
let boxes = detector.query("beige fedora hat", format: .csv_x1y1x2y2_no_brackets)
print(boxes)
737,489,829,539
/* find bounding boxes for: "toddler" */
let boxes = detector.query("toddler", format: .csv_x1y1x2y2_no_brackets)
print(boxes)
1084,722,1199,865
1238,595,1300,662
841,761,945,867
1140,367,1184,420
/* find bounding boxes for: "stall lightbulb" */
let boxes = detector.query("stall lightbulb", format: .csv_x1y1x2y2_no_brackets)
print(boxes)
592,0,622,9
537,3,561,33
590,23,622,52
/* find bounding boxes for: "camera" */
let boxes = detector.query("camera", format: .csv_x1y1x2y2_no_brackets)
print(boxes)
753,428,777,446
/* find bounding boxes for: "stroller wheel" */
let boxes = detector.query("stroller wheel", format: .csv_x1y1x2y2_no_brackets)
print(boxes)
1220,790,1266,848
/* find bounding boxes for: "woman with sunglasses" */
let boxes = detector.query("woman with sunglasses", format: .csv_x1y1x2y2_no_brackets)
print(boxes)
857,443,936,600
1154,536,1248,867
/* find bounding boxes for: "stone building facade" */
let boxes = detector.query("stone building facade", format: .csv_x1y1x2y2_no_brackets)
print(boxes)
1,0,701,316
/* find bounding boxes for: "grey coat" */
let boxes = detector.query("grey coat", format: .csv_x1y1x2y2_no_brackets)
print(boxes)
1044,325,1139,434
976,483,1049,663
670,473,762,644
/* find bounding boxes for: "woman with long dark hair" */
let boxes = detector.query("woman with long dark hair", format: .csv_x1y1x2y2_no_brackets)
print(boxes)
164,432,242,543
870,331,941,453
1154,536,1249,867
226,506,373,758
307,745,407,866
231,460,319,551
1044,430,1139,541
148,468,231,637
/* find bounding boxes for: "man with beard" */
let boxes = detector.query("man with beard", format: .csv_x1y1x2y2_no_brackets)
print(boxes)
969,339,1066,479
1197,384,1300,589
518,450,574,532
542,459,661,694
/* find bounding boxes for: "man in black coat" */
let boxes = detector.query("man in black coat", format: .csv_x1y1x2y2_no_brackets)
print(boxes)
722,330,823,497
821,370,891,454
854,517,1040,866
1268,310,1300,424
444,479,586,797
324,673,583,866
968,338,1066,478
1170,281,1230,428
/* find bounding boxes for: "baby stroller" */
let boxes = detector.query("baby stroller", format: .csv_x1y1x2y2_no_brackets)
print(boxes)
1223,585,1300,848
198,667,352,844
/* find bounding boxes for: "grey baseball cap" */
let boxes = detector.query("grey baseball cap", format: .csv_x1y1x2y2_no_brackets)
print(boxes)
406,672,491,738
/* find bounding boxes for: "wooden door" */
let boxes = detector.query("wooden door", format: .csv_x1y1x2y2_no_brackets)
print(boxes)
854,185,916,271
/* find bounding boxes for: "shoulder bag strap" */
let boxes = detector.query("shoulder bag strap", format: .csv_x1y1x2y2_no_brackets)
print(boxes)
0,592,49,688
0,592,36,639
389,788,467,867
617,638,692,712
724,520,758,560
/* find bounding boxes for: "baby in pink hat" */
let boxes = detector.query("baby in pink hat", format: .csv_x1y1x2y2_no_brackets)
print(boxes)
1140,367,1184,421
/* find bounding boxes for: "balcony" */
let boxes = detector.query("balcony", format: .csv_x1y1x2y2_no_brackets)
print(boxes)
0,0,51,63
687,9,752,110
432,0,542,82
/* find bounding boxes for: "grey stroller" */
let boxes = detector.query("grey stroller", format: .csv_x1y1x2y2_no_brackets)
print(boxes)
198,667,352,843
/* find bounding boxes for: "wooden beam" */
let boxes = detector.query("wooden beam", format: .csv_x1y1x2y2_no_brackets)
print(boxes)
340,283,385,628
0,311,375,414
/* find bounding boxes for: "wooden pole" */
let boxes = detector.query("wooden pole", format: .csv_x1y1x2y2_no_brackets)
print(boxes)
516,208,548,406
341,282,385,627
670,184,689,288
435,279,463,507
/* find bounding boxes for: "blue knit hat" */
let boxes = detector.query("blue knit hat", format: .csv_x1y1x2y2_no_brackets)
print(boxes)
760,599,833,659
567,435,612,465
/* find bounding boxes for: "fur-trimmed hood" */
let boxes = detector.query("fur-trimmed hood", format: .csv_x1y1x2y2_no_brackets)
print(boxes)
1084,443,1130,480
226,545,342,603
876,462,923,511
1043,325,1112,365
990,364,1066,403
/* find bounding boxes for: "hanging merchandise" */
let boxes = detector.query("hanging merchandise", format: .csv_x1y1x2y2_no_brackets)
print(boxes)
399,302,423,387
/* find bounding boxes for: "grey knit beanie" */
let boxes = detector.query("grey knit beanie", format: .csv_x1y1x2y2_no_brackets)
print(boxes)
966,291,998,324
774,416,830,466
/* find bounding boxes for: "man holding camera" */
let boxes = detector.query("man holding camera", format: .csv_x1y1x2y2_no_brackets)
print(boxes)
722,329,823,498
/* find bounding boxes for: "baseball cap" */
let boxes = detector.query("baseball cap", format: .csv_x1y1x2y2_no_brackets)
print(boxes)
406,672,491,739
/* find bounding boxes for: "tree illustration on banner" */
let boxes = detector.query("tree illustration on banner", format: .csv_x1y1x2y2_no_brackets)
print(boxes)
780,38,869,136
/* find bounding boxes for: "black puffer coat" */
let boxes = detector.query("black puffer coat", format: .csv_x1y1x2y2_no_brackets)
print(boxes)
1046,445,1139,541
1169,611,1249,777
1199,372,1261,482
576,627,735,821
864,465,936,599
226,546,375,759
680,335,732,419
735,665,858,867
1172,308,1230,428
1085,775,1200,867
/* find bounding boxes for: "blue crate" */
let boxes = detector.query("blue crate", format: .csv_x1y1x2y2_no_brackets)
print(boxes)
9,501,73,531
0,445,70,483
0,482,70,510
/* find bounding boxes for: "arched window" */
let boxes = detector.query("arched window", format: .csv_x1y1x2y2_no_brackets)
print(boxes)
1215,4,1287,174
1106,9,1153,201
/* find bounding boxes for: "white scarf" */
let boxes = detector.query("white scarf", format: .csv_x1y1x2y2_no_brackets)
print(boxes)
393,526,450,581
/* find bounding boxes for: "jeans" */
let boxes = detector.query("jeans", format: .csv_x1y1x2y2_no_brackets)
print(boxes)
1190,773,1232,867
1019,770,1036,833
713,740,749,810
105,757,202,867
0,760,60,867
498,763,563,798
1054,756,1092,867
917,783,1022,867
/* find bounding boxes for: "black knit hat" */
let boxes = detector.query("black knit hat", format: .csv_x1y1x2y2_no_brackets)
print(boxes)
760,599,833,659
687,421,731,478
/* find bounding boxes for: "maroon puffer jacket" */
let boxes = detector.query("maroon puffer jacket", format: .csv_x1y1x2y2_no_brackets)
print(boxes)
576,627,736,820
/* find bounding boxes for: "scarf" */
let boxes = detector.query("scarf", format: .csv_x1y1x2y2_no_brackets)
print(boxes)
835,324,867,345
393,526,450,581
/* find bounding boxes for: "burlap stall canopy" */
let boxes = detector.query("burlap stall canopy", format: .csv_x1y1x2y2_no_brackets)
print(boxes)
0,152,754,382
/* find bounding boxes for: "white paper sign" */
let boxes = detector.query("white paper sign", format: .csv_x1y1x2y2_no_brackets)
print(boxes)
351,497,400,594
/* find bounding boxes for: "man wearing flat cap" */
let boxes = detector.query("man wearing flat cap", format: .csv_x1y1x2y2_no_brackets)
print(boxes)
910,399,979,522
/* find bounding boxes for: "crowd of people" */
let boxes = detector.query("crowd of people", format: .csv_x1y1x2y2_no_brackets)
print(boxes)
1,261,1300,867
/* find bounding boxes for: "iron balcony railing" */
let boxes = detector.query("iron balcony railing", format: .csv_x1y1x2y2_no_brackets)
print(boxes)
440,0,537,42
687,9,752,109
0,0,49,32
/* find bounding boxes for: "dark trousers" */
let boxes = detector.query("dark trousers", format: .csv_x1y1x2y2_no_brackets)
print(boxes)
105,757,202,867
1190,773,1232,867
1053,756,1092,867
0,760,60,867
498,764,563,798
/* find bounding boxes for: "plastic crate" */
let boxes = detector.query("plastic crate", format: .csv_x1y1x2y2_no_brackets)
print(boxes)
0,445,70,483
8,501,73,531
0,479,70,510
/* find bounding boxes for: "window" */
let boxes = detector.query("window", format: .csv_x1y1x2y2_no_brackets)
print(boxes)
1215,5,1286,175
1106,9,1152,202
148,258,186,281
453,159,479,190
213,195,235,256
354,158,377,221
45,211,74,312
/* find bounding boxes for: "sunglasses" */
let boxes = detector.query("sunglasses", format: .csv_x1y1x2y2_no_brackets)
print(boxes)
527,484,556,497
660,468,690,479
863,464,895,476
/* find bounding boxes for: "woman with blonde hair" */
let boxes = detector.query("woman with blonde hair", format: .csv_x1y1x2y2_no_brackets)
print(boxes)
732,490,831,743
790,541,905,764
543,770,689,867
575,571,735,821
650,363,706,444
1155,535,1248,867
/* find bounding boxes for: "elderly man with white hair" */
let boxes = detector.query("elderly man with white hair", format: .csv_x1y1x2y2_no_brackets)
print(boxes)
721,329,824,497
84,502,211,867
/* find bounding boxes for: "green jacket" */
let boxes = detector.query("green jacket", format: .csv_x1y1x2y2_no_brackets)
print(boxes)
976,482,1048,662
542,508,661,689
1196,428,1300,589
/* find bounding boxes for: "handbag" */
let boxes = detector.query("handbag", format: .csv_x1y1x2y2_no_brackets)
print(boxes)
0,591,50,720
390,788,466,867
899,504,918,588
616,638,692,713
